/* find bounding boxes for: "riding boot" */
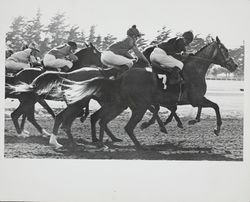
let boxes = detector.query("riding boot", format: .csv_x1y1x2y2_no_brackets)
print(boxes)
169,67,183,85
116,65,129,78
61,65,70,72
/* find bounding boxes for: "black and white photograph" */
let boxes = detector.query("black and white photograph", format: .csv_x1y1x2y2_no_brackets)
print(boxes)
0,0,250,201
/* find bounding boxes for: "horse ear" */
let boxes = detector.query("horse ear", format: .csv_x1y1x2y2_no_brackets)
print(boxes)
90,42,94,48
216,36,221,44
84,42,89,47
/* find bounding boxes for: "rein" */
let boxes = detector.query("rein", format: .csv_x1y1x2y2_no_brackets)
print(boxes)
186,42,228,65
187,55,215,62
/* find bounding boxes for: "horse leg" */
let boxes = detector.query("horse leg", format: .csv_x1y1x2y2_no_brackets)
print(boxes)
165,106,183,128
61,119,76,148
140,105,167,133
60,103,87,146
98,104,124,142
199,98,222,135
25,103,52,137
90,109,101,142
188,107,202,125
80,100,90,123
11,104,25,135
164,107,175,125
140,105,156,129
124,107,148,149
49,109,67,149
37,98,56,118
20,114,30,135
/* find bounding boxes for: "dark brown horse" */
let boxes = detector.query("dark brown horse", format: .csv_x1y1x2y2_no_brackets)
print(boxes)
58,37,237,149
5,44,103,137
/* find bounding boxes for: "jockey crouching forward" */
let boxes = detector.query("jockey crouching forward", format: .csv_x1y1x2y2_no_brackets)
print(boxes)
101,25,151,75
150,31,194,85
43,41,78,72
5,42,40,74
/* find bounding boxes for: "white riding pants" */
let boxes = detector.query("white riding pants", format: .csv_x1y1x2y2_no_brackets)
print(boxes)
150,47,183,70
5,60,30,72
43,54,73,70
101,51,133,68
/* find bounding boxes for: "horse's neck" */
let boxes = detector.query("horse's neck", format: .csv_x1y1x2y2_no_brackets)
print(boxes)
184,45,215,78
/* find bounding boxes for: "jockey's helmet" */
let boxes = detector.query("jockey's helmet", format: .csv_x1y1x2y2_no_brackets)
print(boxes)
127,25,141,38
182,31,194,42
68,41,78,50
28,42,40,52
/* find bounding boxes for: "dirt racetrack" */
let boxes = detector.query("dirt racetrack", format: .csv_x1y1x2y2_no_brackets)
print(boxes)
4,80,244,160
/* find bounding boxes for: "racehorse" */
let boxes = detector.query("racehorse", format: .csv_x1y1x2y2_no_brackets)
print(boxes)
5,43,103,137
57,36,237,149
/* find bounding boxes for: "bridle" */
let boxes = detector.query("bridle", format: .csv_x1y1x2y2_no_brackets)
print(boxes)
186,41,229,66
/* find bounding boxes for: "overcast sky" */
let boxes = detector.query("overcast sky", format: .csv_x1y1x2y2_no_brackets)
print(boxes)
1,0,250,49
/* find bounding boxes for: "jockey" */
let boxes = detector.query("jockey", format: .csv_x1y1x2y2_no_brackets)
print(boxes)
21,42,41,68
5,42,40,73
5,49,14,59
101,25,151,71
150,30,194,84
43,41,78,72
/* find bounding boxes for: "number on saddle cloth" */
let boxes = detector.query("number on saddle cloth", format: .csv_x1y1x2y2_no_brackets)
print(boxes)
157,74,167,90
151,62,170,90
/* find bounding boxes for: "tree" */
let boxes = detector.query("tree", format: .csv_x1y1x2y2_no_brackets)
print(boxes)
101,34,117,51
67,25,80,42
187,34,207,53
39,37,50,56
77,30,87,48
150,26,171,45
45,12,69,48
87,25,96,44
229,42,244,78
23,9,43,45
94,35,102,50
6,16,26,51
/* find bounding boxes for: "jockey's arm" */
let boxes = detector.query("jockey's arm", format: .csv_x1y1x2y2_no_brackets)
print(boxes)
132,46,151,66
67,54,78,62
123,52,134,59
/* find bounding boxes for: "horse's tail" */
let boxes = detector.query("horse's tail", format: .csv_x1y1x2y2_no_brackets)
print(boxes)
7,72,66,98
32,72,65,97
5,82,34,95
62,77,120,104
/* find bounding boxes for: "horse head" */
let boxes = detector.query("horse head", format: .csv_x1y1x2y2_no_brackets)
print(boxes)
212,36,238,72
72,43,102,71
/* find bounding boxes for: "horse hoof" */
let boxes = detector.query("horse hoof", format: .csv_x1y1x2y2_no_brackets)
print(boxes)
112,138,123,142
52,143,63,149
160,127,168,134
177,123,184,128
22,129,30,135
49,135,63,149
214,129,220,136
140,122,149,130
17,132,30,138
188,120,197,125
42,129,52,137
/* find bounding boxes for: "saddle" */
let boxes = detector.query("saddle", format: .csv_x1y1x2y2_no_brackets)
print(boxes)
151,62,171,90
152,61,184,88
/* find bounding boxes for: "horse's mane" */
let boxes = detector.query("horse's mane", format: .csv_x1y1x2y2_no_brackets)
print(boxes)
193,42,213,56
75,47,88,55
